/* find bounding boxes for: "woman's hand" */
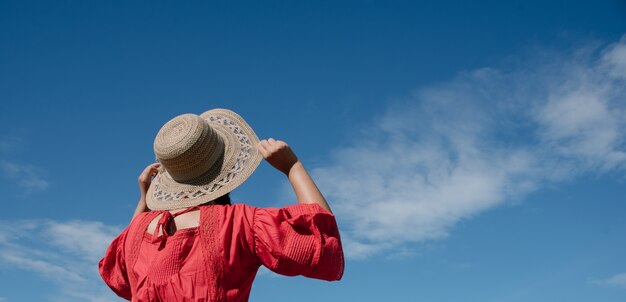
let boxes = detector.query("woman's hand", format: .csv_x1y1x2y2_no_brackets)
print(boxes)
257,138,332,213
257,138,299,175
138,163,161,197
133,163,161,220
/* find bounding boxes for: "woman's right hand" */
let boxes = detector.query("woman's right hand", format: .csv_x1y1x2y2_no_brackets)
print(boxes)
257,138,299,176
257,138,331,212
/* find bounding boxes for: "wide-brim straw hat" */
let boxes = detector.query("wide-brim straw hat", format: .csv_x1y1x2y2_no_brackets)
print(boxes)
146,108,262,210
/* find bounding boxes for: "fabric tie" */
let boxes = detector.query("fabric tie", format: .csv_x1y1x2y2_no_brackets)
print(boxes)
150,206,198,250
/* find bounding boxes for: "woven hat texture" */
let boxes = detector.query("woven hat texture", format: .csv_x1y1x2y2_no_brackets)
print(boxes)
146,108,262,210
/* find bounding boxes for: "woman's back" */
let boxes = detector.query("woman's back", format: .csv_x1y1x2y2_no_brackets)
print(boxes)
99,203,344,302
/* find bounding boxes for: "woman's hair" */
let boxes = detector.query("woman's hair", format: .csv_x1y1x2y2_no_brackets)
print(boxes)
202,193,231,206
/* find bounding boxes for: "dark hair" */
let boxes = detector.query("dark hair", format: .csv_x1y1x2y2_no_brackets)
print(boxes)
203,193,231,206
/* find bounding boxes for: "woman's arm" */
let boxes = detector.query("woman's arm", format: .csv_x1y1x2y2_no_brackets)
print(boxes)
132,163,161,220
257,138,332,213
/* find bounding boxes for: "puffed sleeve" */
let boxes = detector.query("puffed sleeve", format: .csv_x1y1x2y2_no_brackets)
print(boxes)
98,227,132,300
253,203,344,281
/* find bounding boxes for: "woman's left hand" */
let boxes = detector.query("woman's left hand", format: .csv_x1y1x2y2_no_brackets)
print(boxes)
138,163,161,197
133,163,161,220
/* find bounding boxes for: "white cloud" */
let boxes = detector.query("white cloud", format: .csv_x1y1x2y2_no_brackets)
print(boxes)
0,135,25,154
313,36,626,259
341,236,388,260
590,273,626,289
45,220,121,262
0,137,49,194
602,36,626,79
0,251,85,282
0,220,122,301
1,161,50,193
534,44,626,172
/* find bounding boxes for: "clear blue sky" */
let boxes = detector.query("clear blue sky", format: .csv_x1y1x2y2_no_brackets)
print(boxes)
1,1,625,301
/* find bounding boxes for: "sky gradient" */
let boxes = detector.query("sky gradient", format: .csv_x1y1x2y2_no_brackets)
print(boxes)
1,1,625,301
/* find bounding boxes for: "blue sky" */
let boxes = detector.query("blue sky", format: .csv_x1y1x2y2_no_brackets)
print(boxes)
1,0,625,301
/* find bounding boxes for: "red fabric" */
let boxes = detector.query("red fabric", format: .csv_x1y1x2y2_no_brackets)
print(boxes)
99,203,344,302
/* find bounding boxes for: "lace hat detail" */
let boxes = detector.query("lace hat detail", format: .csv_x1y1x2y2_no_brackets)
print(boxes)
146,109,262,210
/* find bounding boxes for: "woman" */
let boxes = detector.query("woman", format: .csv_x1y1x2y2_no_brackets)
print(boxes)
99,109,344,301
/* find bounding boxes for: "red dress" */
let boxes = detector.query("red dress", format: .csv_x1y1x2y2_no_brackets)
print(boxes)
99,203,344,301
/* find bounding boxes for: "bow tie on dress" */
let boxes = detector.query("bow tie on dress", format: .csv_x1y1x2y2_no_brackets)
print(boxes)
150,207,198,250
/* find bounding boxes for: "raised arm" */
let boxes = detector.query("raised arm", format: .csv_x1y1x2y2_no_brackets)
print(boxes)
257,138,332,213
132,163,161,220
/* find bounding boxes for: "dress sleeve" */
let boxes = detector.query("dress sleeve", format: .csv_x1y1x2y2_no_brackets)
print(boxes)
253,203,344,281
98,227,132,300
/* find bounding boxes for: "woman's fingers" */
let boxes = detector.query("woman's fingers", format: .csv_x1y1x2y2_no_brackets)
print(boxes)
151,163,161,175
259,138,289,152
147,163,160,175
257,137,298,175
257,140,270,158
276,140,287,149
259,138,280,155
139,163,161,184
138,163,161,197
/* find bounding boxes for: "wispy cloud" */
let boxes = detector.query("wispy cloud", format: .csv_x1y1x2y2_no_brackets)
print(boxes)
313,36,626,259
590,273,626,289
45,220,121,262
0,136,50,194
0,135,26,154
0,220,122,301
1,161,50,193
0,251,85,282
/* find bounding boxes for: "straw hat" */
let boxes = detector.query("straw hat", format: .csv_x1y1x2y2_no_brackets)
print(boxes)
146,108,262,210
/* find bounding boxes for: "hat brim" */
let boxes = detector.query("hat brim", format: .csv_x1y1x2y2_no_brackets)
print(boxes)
146,109,262,210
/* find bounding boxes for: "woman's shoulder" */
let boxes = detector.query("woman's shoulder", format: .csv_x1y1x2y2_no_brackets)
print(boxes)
200,203,257,214
196,203,334,227
229,202,329,211
223,203,332,216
